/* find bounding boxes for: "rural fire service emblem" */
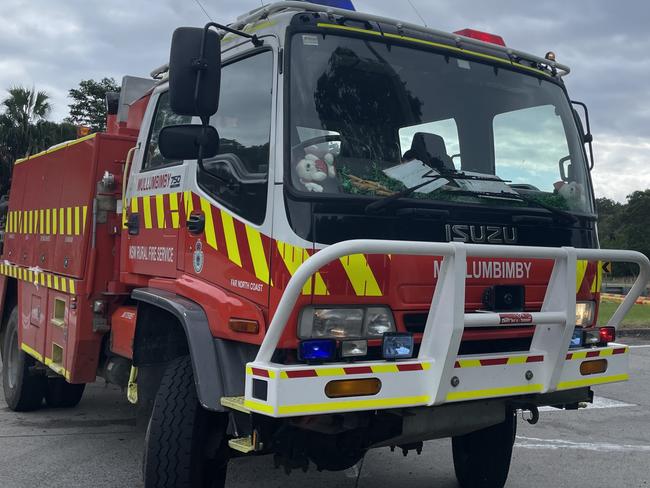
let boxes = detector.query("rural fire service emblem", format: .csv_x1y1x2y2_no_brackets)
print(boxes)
193,240,204,273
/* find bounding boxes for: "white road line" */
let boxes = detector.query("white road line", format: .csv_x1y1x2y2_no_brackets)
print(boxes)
538,395,635,412
516,436,650,453
629,345,650,349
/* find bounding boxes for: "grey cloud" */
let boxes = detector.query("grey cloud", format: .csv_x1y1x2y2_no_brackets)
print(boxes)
0,0,647,201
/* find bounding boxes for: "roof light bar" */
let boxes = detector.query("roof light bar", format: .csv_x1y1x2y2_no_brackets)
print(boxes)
454,28,506,47
300,0,355,11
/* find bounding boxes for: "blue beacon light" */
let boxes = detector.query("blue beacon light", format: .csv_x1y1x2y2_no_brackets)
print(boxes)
304,0,356,11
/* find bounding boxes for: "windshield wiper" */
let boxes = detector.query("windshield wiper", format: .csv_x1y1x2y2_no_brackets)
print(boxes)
445,189,579,222
365,171,442,213
364,169,504,214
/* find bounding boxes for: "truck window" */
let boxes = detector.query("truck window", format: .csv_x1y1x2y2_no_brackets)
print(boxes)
198,50,273,224
142,91,191,171
399,118,460,167
493,105,570,192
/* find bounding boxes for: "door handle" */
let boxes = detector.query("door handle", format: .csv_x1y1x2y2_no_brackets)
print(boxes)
127,213,139,235
186,213,205,235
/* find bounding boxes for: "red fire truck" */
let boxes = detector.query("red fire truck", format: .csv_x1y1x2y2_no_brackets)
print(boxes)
1,2,648,487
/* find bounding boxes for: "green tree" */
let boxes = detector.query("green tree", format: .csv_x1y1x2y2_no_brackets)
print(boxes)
67,78,120,132
597,192,650,278
1,86,51,158
620,190,650,260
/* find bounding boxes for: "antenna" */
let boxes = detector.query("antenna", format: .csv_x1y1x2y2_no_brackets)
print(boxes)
406,0,427,27
193,0,214,21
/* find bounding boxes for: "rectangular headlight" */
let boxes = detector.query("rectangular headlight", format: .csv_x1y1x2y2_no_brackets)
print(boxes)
575,301,595,327
299,306,395,340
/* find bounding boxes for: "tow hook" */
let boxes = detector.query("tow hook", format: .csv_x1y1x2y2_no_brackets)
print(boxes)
520,405,539,425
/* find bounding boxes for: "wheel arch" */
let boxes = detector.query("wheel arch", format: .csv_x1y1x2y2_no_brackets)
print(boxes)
0,277,17,361
132,287,226,412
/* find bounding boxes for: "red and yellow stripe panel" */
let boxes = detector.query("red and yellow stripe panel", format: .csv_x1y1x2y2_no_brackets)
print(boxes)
127,191,387,297
21,343,71,380
454,354,544,368
576,260,603,295
0,263,78,295
566,347,628,360
6,205,88,236
246,362,431,380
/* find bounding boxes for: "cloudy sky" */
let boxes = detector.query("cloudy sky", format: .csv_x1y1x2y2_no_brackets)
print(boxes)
0,0,647,201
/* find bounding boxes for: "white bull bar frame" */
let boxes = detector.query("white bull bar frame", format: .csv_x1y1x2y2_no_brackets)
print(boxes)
246,241,650,417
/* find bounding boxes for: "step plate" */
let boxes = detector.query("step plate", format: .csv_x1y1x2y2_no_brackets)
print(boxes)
228,436,254,454
220,396,250,414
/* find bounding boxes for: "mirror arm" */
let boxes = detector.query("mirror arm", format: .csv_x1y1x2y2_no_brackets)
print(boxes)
204,21,264,47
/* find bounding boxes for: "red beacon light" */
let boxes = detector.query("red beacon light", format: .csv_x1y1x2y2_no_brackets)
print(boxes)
453,28,506,47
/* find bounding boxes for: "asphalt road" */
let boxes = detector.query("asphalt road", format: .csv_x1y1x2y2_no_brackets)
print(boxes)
1,340,649,488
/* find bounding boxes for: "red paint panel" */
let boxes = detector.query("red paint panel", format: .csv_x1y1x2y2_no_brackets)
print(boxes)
613,348,627,355
251,367,270,378
526,355,544,363
586,350,601,358
344,366,373,375
480,358,508,366
286,369,317,378
396,363,424,371
110,306,137,359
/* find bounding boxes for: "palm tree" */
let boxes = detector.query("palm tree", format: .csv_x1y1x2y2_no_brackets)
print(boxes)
2,86,51,157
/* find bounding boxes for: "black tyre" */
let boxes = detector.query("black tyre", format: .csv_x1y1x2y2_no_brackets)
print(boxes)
143,355,230,488
45,378,85,408
452,411,516,488
1,306,47,411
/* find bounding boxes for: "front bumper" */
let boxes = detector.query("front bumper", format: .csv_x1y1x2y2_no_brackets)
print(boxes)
243,240,647,419
244,344,629,417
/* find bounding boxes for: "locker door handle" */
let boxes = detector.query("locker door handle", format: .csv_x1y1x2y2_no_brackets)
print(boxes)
186,213,205,235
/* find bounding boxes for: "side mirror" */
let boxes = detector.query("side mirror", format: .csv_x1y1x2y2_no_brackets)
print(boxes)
159,125,219,161
168,27,221,117
571,100,594,170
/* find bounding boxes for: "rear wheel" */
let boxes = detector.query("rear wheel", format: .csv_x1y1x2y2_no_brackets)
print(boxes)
452,410,516,488
143,355,230,488
1,306,46,411
45,378,85,408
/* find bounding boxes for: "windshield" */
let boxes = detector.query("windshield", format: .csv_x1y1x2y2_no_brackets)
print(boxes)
288,32,594,214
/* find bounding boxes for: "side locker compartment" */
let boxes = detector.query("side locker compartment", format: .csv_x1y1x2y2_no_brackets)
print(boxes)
52,137,95,279
45,290,72,380
17,280,48,364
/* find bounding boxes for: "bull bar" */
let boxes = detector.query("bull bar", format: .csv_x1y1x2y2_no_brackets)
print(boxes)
245,241,650,417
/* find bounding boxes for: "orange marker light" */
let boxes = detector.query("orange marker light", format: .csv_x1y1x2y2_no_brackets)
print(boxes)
228,319,260,334
580,359,608,376
325,378,381,398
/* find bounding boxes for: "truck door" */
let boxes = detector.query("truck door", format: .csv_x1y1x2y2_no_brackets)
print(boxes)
124,90,191,278
181,48,276,308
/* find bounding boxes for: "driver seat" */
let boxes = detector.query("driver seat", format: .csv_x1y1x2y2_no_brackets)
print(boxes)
409,133,455,170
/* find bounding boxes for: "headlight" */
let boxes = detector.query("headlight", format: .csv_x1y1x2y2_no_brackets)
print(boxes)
575,301,595,327
299,306,396,339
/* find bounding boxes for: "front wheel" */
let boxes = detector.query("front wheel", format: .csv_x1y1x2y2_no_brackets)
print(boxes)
452,410,516,488
1,306,47,411
143,355,230,488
